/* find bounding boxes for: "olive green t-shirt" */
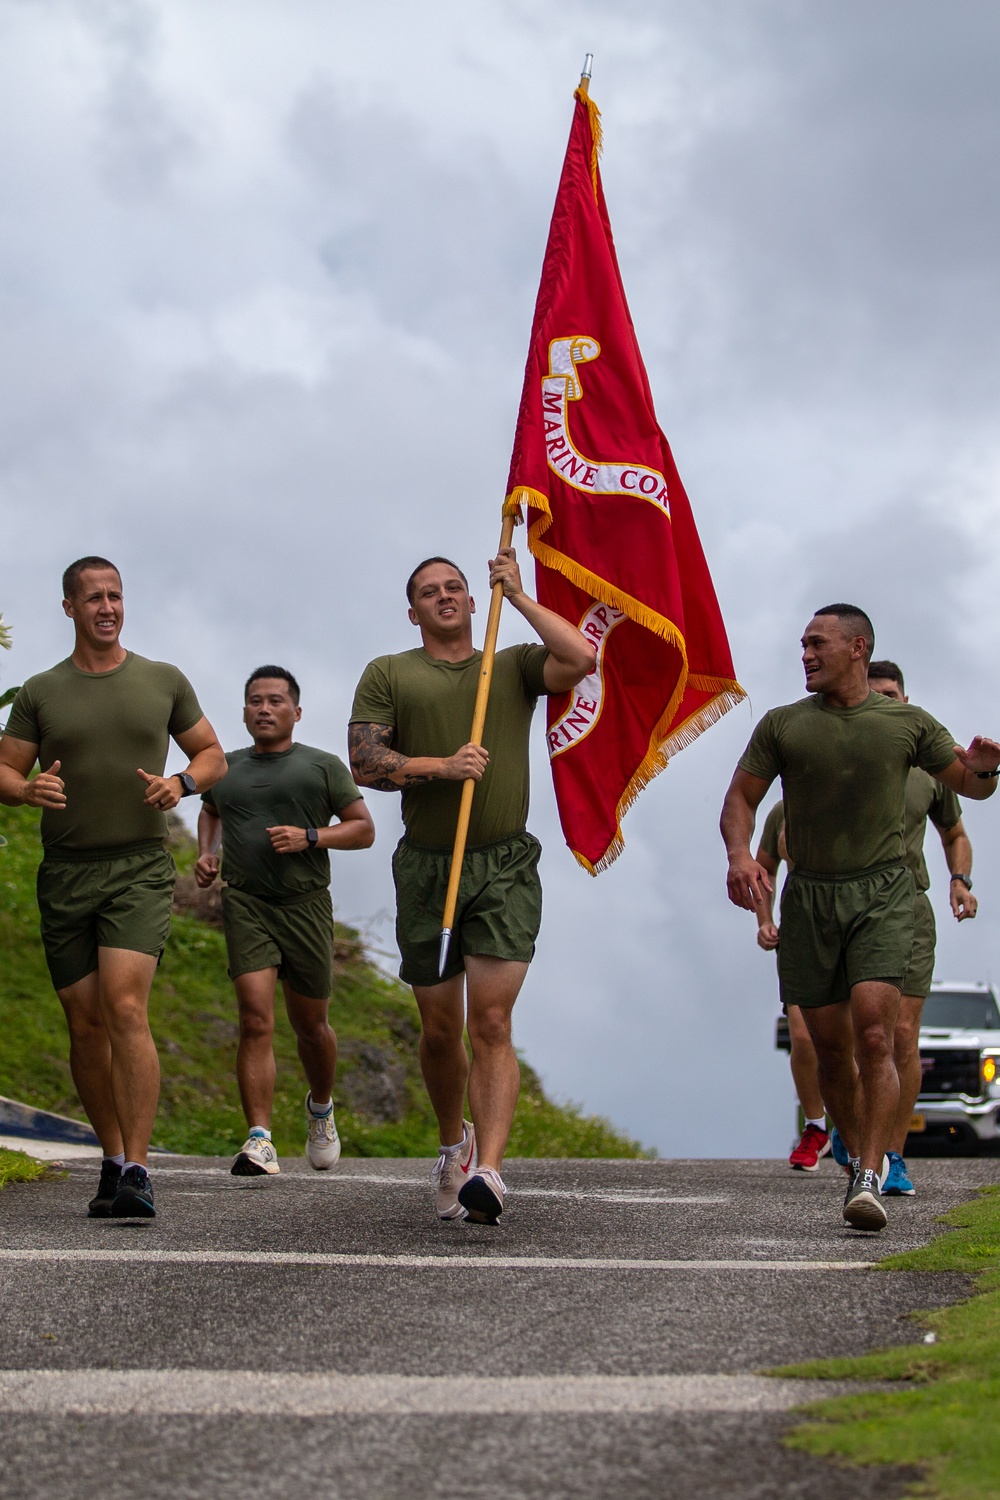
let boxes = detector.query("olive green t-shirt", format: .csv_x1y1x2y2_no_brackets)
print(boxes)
758,800,785,865
202,743,363,902
905,767,962,894
350,643,550,848
738,692,956,875
4,651,203,852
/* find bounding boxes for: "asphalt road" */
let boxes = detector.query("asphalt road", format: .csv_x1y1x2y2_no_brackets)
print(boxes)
0,1152,996,1499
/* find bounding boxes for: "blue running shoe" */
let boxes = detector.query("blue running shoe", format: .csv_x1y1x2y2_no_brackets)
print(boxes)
830,1126,851,1170
883,1152,915,1197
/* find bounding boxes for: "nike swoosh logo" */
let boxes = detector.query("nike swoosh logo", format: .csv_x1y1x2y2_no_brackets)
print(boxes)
460,1142,475,1174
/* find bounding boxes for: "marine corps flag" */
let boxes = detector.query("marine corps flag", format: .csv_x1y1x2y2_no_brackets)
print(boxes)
504,79,745,872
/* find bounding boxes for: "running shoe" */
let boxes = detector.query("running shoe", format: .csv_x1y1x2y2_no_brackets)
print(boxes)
87,1159,122,1218
830,1126,851,1171
789,1123,831,1172
231,1134,280,1177
843,1166,887,1231
110,1165,156,1219
458,1166,507,1225
883,1152,916,1197
305,1095,341,1170
430,1121,477,1220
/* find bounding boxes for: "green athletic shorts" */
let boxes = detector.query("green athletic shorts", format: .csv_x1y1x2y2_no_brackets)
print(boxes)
221,885,334,999
901,890,936,999
777,861,915,1009
36,840,175,992
392,831,542,987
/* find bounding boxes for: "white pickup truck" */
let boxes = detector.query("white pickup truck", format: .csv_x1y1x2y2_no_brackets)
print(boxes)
910,981,1000,1150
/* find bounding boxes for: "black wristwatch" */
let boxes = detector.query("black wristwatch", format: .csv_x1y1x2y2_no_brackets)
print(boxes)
305,827,319,847
175,772,197,797
951,873,973,891
975,767,1000,779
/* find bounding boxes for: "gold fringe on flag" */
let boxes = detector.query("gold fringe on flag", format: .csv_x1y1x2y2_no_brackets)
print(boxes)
573,86,603,200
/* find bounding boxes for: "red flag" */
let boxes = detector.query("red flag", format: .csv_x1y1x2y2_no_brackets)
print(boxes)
505,86,745,872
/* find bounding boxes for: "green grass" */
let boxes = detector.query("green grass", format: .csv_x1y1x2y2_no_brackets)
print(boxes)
773,1184,1000,1499
0,804,648,1160
0,1146,48,1189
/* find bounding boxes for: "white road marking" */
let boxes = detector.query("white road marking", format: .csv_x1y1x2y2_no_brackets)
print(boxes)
0,1368,841,1415
0,1249,875,1271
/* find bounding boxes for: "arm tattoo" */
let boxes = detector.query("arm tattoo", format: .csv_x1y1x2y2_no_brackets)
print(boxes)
348,723,434,792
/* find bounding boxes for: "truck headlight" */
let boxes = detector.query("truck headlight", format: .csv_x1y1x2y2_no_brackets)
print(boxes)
983,1053,1000,1092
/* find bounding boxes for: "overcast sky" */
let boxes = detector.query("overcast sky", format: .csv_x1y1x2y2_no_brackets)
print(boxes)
3,1,1000,1157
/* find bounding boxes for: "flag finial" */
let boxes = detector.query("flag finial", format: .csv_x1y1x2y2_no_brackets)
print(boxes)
579,54,594,95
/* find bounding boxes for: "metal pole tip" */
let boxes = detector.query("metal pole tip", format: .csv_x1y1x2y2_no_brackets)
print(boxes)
581,53,593,80
438,928,453,979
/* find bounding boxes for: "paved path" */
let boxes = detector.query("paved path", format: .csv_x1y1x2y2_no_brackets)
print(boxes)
0,1154,995,1498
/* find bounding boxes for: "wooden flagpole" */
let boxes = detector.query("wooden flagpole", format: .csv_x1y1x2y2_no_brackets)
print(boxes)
437,53,594,976
437,510,516,976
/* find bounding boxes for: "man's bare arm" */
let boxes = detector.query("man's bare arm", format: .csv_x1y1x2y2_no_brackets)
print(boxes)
938,817,977,920
138,716,228,812
489,548,596,693
348,723,488,793
720,768,775,911
935,737,1000,800
194,802,222,888
0,735,65,809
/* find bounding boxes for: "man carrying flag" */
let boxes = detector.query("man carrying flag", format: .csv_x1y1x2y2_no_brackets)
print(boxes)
349,553,594,1224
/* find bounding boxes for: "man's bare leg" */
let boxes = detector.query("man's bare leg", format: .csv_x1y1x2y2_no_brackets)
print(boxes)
283,986,337,1105
95,947,160,1165
463,955,528,1170
412,973,469,1147
889,993,924,1155
787,1004,826,1121
802,1000,859,1153
233,968,279,1128
851,980,902,1173
57,971,124,1157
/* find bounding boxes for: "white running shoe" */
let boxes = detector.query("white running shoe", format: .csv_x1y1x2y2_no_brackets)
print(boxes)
430,1121,477,1219
305,1095,341,1170
458,1165,507,1225
231,1134,280,1176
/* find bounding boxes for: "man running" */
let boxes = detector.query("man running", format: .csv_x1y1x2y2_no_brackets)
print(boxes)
721,603,999,1231
348,550,594,1224
866,660,978,1197
194,666,374,1176
0,557,226,1219
754,802,832,1172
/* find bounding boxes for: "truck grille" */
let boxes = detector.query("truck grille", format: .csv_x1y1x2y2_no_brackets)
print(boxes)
918,1048,982,1100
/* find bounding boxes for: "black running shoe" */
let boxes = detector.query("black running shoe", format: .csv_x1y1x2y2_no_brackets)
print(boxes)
87,1159,122,1218
110,1165,156,1219
843,1167,887,1231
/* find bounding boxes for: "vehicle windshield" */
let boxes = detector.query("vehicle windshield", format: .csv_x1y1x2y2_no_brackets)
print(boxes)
924,991,1000,1031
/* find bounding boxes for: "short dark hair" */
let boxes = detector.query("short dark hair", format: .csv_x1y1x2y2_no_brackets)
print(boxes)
244,665,301,704
406,556,469,605
814,602,875,662
868,659,904,693
62,556,121,599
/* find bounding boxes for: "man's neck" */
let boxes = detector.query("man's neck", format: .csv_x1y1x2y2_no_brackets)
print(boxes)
419,628,476,663
821,677,871,710
71,640,127,674
252,736,295,755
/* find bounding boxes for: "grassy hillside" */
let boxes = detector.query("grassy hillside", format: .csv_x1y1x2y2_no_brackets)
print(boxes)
0,805,647,1159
